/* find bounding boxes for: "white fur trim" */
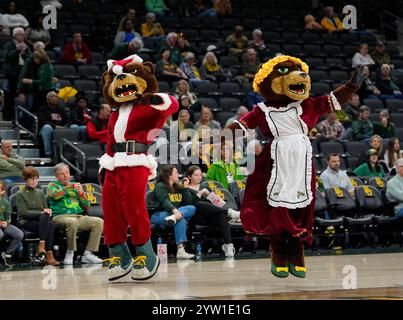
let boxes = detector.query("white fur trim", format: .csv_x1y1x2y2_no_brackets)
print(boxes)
107,59,114,70
112,64,123,75
99,153,158,180
150,93,171,111
330,92,342,111
114,103,133,143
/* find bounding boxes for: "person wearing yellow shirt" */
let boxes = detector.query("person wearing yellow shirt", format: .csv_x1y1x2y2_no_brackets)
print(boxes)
141,12,166,50
320,6,345,33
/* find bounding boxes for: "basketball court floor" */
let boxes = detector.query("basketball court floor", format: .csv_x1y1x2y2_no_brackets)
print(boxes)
1,252,403,300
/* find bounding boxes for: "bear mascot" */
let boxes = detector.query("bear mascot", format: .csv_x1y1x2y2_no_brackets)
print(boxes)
226,55,363,278
100,54,178,281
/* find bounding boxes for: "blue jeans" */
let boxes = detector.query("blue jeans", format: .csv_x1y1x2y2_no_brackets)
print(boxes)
0,224,24,254
151,205,195,245
396,208,403,218
70,124,87,141
39,124,54,157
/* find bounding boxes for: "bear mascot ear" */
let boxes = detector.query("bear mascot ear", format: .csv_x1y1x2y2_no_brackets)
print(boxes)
143,61,155,75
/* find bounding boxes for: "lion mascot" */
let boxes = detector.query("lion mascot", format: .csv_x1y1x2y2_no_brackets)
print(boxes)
226,55,363,278
100,54,178,281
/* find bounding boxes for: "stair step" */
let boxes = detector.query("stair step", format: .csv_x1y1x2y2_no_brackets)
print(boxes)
17,148,40,158
0,129,18,140
25,158,53,165
36,167,54,176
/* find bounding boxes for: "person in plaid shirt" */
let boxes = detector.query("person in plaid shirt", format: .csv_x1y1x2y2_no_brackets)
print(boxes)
317,111,347,141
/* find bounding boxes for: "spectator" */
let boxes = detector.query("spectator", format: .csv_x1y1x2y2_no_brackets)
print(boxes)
38,91,69,157
352,43,375,69
371,41,393,68
141,12,165,50
386,158,403,217
248,29,266,59
145,0,169,18
354,148,386,178
173,79,198,105
193,0,217,18
351,105,374,143
1,1,29,29
69,96,91,141
320,154,354,197
87,104,111,150
214,0,232,16
63,33,92,66
369,134,384,158
317,111,347,141
48,163,103,265
109,38,143,61
3,27,31,121
21,49,54,113
237,48,260,84
225,25,248,57
374,109,396,139
344,93,361,122
0,140,25,184
118,7,139,31
384,137,403,172
357,65,381,101
177,34,198,60
179,52,202,84
114,17,143,47
25,13,51,48
172,95,196,123
0,180,24,267
186,165,238,257
320,6,345,33
151,165,196,259
200,52,227,83
16,166,59,266
0,13,10,35
206,143,244,190
159,32,182,66
304,14,323,31
376,64,403,100
225,106,249,127
194,106,221,133
170,109,194,142
156,49,187,83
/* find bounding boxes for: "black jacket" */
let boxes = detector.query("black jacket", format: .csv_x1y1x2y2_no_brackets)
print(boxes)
38,104,69,129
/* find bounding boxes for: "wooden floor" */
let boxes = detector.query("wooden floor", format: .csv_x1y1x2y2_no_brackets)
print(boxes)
1,252,403,300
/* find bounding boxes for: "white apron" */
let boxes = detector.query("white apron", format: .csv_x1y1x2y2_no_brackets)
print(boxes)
257,101,313,209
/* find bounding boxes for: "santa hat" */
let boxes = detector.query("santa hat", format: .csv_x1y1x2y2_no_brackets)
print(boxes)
107,54,143,75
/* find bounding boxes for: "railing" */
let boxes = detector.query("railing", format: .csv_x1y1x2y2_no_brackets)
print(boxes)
380,10,403,40
14,105,39,153
60,138,86,175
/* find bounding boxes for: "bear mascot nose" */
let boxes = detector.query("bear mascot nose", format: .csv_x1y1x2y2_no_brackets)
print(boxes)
116,74,126,80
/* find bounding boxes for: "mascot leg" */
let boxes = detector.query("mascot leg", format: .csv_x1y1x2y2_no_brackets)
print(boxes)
270,235,289,278
107,243,134,281
132,239,160,281
287,237,306,278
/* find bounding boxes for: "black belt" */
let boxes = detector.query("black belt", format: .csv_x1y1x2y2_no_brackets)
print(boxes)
112,141,149,153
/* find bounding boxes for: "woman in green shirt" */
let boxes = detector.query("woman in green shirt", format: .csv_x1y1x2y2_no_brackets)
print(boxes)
354,148,386,178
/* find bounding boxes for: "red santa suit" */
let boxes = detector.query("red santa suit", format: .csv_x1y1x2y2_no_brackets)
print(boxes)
100,93,178,246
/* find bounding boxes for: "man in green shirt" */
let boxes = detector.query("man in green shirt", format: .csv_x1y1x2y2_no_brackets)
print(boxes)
109,38,143,60
0,140,25,184
351,105,374,143
48,163,103,265
386,158,403,217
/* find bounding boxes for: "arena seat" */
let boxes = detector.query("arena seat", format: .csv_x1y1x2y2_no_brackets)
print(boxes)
86,192,103,218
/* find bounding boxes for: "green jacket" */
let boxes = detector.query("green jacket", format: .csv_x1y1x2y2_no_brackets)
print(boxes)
159,43,182,66
351,119,374,141
17,56,36,93
3,40,31,76
353,163,386,178
206,161,244,190
0,197,12,224
47,181,91,217
16,186,47,225
29,63,54,92
109,44,132,60
153,182,193,213
386,174,403,214
374,122,396,139
0,153,25,179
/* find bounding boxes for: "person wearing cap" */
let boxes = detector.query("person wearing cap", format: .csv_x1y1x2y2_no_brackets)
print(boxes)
353,148,386,178
351,105,374,143
375,64,403,100
179,52,202,85
371,41,393,68
386,158,403,217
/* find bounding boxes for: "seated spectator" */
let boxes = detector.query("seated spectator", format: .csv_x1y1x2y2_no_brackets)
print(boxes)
145,0,169,18
170,109,194,142
0,180,24,267
118,7,139,31
177,34,198,60
48,163,103,265
354,148,386,178
376,64,403,100
185,142,213,174
1,1,29,29
386,158,403,217
16,166,59,266
173,79,198,105
369,134,384,158
225,106,249,127
159,32,182,66
152,165,196,259
248,29,266,59
214,0,232,17
351,105,374,143
172,95,196,123
317,111,347,142
141,12,165,49
225,25,248,57
69,96,92,141
371,41,393,68
0,13,10,35
156,49,187,83
374,109,396,139
25,13,51,48
114,17,143,47
186,165,238,257
194,106,221,133
304,14,323,31
0,140,25,184
179,52,202,84
320,154,354,197
237,48,260,84
206,142,244,190
63,33,92,66
357,65,381,101
352,43,375,69
200,52,227,83
193,0,217,18
109,38,143,61
38,91,69,157
320,6,345,33
384,137,403,172
87,104,111,150
344,93,361,122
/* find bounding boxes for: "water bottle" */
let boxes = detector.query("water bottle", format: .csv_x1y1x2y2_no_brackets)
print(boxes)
195,243,202,259
157,237,167,261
